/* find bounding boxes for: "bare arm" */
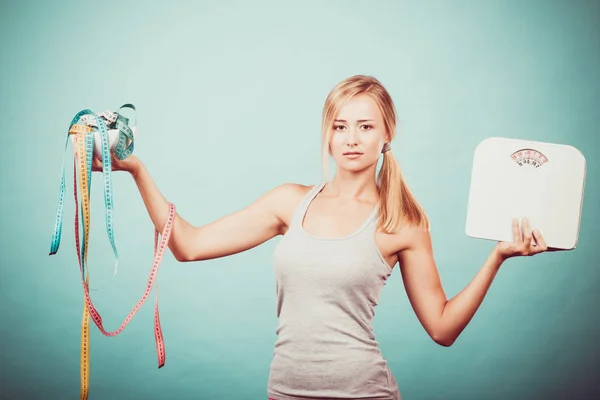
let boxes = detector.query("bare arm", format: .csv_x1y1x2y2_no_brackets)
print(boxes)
396,228,451,346
397,227,503,347
129,158,291,262
174,182,292,262
435,251,503,346
397,218,548,347
129,159,195,261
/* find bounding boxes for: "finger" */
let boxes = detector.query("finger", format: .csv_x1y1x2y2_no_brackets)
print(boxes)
91,156,100,170
110,153,122,170
522,218,532,250
532,229,548,252
512,217,521,243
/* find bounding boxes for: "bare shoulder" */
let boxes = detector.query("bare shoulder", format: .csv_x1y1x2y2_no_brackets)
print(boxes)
389,221,433,256
266,182,314,235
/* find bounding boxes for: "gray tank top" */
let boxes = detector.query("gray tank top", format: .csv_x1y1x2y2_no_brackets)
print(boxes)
268,182,402,400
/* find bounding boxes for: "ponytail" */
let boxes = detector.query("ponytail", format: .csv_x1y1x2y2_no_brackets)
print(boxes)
376,149,430,234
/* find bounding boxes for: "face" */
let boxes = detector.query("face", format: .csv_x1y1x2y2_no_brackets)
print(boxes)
329,93,388,173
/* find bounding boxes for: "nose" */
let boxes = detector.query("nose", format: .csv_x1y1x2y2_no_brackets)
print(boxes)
346,127,359,146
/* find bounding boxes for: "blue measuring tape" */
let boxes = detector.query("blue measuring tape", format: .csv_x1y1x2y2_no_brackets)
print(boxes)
49,104,137,279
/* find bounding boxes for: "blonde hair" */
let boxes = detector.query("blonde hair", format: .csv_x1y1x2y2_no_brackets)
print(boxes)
320,75,430,234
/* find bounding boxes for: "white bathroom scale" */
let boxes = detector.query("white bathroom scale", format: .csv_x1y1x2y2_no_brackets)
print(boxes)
465,137,586,250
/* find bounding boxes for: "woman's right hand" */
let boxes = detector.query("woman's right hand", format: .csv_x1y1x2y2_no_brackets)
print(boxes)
92,152,141,175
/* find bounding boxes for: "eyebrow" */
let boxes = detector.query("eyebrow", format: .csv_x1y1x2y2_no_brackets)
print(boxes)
334,119,374,123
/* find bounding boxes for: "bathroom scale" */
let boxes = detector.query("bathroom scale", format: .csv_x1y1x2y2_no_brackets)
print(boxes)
465,137,586,250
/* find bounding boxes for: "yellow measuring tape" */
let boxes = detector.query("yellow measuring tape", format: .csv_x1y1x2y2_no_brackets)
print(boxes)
72,125,92,399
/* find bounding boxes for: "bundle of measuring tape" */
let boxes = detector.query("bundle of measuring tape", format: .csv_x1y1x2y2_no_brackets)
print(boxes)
49,104,175,400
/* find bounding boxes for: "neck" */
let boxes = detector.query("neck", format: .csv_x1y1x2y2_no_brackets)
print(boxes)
326,168,380,204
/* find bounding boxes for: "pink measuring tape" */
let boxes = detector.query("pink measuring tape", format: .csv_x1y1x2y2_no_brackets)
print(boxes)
73,158,173,359
72,147,174,398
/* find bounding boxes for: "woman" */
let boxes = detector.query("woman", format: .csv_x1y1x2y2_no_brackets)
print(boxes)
93,75,549,400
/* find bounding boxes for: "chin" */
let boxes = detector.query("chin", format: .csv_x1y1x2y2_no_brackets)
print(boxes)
337,162,369,173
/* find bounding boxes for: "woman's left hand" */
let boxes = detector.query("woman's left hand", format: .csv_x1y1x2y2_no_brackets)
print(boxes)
494,217,549,261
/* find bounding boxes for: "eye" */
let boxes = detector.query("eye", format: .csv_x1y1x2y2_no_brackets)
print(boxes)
360,125,373,130
333,125,346,131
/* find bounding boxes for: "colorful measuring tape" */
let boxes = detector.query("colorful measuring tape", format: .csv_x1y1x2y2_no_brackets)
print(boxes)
49,105,174,399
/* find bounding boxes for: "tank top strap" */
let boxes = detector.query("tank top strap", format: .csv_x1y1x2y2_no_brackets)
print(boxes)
359,204,381,234
289,181,327,232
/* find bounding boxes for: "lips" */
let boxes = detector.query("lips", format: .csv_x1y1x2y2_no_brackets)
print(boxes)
343,152,363,155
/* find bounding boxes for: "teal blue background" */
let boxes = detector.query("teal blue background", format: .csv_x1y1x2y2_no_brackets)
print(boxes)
1,0,598,399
